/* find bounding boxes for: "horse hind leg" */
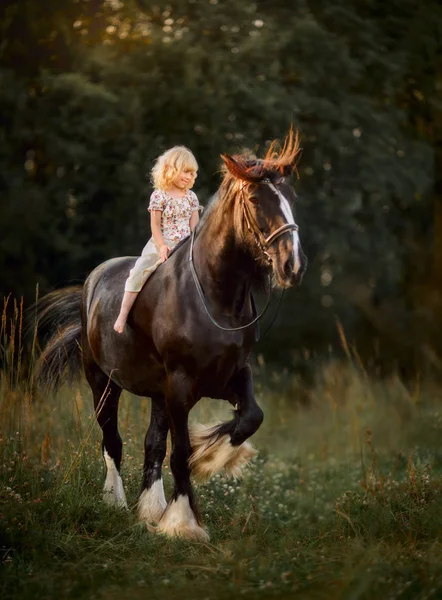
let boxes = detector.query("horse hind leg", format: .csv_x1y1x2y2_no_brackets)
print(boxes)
189,365,262,483
138,396,168,525
84,357,127,509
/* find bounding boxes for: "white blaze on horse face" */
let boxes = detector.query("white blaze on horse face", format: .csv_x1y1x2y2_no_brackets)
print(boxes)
103,450,128,509
268,183,301,275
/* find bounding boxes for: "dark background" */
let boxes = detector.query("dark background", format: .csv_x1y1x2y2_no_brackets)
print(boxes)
1,0,441,373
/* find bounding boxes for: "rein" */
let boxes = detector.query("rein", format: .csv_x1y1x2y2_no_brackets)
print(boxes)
188,180,298,333
188,230,272,331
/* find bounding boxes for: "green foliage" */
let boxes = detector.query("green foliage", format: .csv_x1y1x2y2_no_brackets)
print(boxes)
1,0,442,368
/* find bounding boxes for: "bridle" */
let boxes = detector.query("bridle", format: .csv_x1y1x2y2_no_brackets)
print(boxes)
241,179,299,265
189,178,299,332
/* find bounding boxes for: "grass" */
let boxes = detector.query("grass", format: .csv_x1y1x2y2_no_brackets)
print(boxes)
2,366,442,600
1,302,442,599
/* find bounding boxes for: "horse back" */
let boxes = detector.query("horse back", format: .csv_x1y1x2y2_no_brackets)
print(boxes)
82,256,164,394
84,257,136,312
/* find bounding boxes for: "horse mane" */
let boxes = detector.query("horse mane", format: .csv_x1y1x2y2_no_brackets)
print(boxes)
197,128,301,238
221,127,301,186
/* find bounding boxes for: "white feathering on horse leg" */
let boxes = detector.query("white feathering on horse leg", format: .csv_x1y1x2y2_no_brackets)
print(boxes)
138,479,167,524
102,450,128,508
189,424,257,483
154,495,210,542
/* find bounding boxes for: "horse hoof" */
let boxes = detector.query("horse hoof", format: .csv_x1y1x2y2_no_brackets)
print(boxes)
154,521,210,543
153,495,210,542
138,480,167,524
102,489,128,509
189,424,257,483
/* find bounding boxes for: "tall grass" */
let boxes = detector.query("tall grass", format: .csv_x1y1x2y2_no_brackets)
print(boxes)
1,300,442,599
1,294,26,390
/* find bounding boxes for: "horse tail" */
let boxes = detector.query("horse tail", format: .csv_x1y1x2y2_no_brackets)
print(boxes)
32,286,83,391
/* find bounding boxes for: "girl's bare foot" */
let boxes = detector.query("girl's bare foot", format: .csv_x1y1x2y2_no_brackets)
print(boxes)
113,316,126,334
114,292,138,334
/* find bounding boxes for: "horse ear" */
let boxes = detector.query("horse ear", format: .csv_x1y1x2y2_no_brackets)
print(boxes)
221,154,249,181
221,154,264,183
221,154,240,172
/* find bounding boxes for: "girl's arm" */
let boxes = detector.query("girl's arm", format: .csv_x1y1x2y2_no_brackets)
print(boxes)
190,210,199,232
150,210,170,261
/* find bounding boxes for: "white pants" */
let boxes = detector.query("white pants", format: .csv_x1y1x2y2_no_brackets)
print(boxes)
124,237,179,292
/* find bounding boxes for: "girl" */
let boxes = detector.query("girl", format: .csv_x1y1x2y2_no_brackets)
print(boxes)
114,146,201,334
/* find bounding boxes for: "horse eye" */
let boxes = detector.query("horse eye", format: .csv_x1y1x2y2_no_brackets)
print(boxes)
248,195,259,205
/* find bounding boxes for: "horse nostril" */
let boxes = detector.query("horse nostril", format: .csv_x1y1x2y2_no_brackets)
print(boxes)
284,260,293,279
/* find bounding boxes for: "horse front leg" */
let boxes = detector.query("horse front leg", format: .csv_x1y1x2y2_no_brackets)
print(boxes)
156,371,209,542
138,396,169,525
189,364,263,482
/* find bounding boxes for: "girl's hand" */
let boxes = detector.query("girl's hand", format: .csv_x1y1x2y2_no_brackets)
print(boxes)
159,244,170,262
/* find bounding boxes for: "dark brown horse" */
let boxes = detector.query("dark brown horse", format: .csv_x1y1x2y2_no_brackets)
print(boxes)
37,131,307,541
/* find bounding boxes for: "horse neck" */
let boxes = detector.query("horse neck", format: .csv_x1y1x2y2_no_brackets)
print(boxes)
193,195,257,313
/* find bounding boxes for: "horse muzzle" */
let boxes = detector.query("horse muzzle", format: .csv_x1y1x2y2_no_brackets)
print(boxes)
275,247,307,288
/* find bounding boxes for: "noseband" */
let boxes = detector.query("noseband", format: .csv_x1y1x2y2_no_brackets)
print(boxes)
241,180,299,265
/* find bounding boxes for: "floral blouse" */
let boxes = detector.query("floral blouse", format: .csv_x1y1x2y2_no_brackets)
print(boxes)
148,189,202,242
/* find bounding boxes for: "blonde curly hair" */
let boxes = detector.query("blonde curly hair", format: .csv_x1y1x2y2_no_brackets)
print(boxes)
151,146,198,190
